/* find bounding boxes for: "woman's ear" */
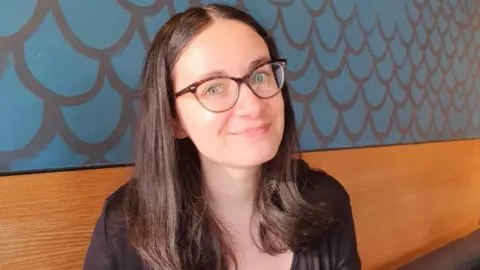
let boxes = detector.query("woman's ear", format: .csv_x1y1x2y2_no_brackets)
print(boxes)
173,120,188,139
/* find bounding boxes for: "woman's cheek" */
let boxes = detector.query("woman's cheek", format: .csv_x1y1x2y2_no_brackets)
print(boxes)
184,108,230,139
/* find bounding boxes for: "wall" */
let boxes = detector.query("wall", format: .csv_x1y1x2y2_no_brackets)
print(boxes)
1,0,479,173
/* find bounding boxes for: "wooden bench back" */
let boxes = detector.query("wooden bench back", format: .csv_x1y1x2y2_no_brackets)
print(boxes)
1,140,479,269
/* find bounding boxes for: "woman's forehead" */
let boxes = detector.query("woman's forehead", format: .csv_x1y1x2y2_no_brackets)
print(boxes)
172,19,270,85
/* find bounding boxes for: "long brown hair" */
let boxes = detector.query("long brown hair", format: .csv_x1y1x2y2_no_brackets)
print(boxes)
126,4,330,270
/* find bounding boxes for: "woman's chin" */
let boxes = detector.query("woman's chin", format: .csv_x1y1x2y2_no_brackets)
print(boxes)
228,144,280,167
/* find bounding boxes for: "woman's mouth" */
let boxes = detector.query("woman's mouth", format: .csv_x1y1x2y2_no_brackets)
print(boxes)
231,123,271,136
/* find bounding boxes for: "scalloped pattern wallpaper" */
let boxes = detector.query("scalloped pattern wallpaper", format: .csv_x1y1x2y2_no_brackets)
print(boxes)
1,0,479,173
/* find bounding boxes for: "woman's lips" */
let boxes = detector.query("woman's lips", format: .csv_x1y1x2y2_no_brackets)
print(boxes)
231,123,271,136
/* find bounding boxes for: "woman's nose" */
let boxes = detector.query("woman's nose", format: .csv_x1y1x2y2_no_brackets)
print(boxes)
233,82,263,118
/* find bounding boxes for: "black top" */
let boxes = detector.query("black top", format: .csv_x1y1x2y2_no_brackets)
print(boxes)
83,160,361,270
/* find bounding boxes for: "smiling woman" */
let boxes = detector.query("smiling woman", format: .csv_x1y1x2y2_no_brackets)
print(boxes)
83,4,361,270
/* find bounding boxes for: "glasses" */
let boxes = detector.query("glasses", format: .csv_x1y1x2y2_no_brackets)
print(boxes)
174,59,287,113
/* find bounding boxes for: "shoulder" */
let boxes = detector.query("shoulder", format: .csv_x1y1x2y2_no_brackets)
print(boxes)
294,159,362,268
102,180,130,220
295,158,356,240
296,158,351,213
95,180,130,238
100,179,137,246
84,179,142,269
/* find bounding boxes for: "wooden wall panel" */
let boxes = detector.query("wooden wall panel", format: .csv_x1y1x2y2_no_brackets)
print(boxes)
0,167,132,270
302,140,480,269
1,140,479,269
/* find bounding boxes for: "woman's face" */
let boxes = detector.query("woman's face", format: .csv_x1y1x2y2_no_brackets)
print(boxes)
172,19,285,168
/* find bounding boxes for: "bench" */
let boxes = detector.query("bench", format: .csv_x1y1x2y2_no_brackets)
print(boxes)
1,140,479,269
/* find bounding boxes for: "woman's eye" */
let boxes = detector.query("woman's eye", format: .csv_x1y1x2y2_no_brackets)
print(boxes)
252,72,267,83
204,85,224,95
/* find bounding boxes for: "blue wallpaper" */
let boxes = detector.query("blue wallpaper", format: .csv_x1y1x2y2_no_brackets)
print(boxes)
1,0,479,173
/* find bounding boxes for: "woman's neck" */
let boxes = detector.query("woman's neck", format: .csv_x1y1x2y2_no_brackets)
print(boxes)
200,155,260,225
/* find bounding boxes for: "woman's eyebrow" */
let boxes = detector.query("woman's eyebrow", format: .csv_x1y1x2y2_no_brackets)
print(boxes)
198,70,228,80
196,56,272,81
247,56,271,70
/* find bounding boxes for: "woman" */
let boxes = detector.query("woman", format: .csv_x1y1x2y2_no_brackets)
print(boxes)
84,4,361,270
